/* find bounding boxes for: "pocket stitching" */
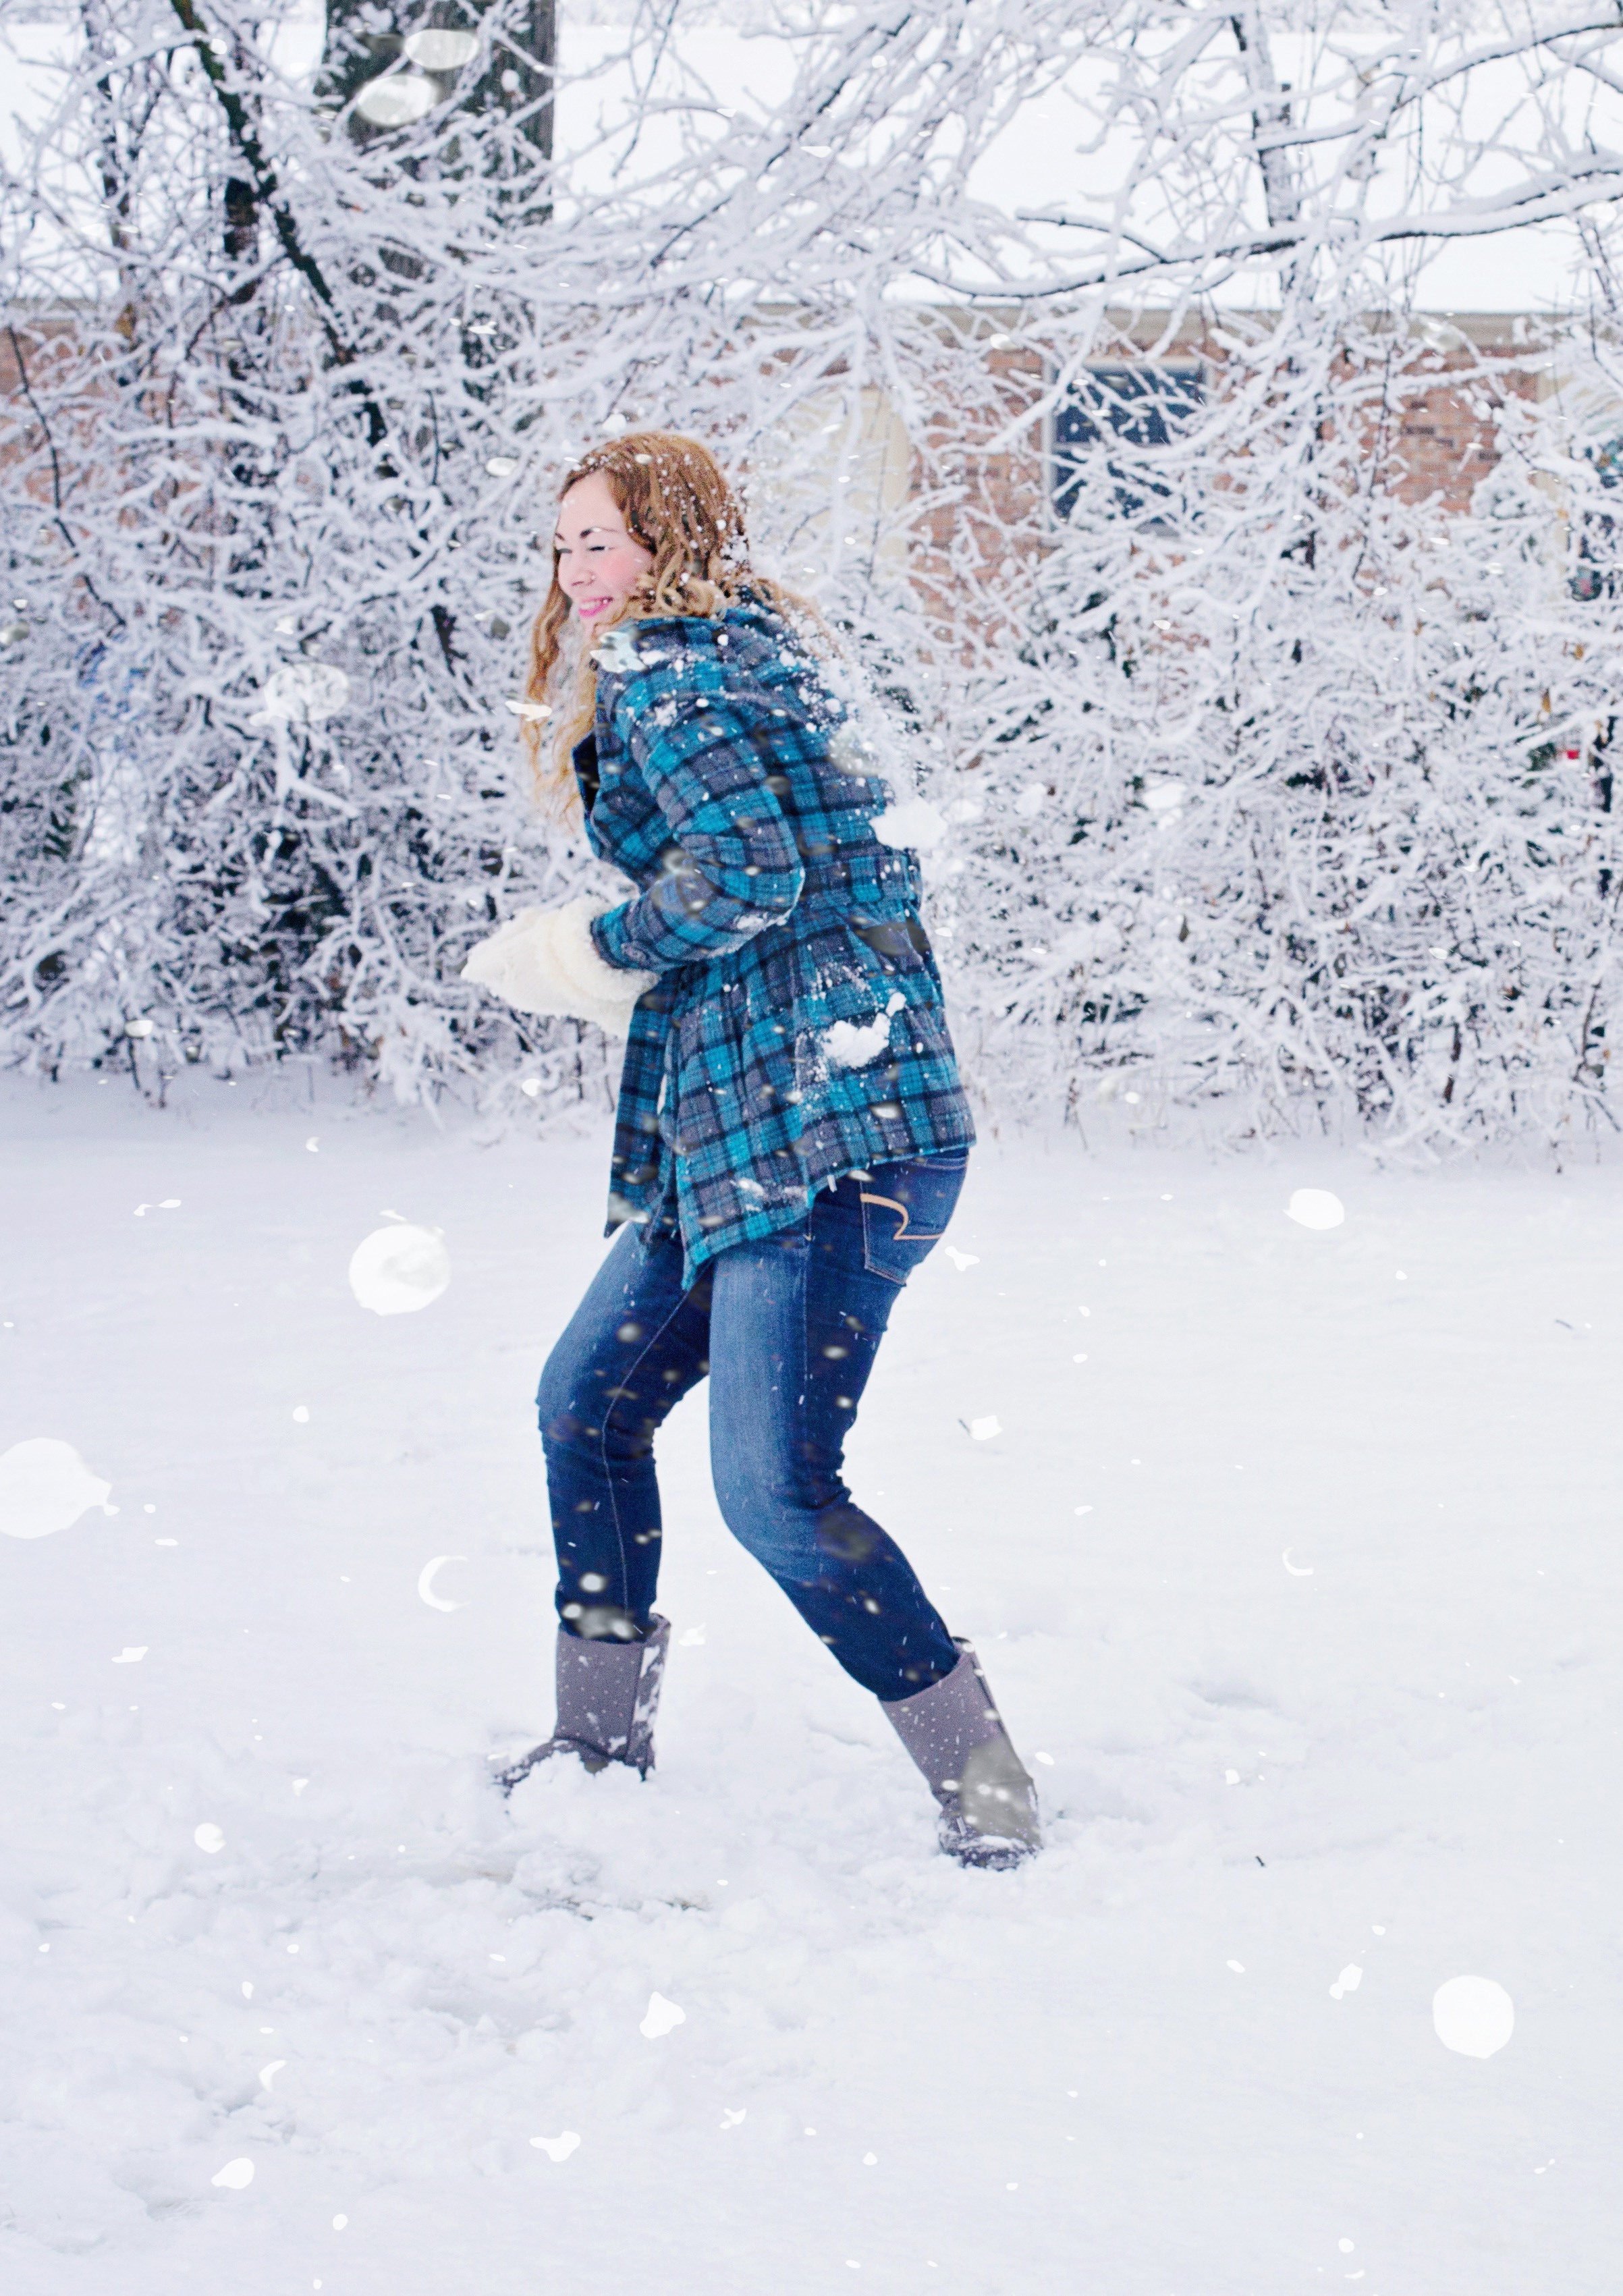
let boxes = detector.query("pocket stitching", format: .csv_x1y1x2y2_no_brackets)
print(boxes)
856,1190,946,1247
860,1194,945,1282
856,1156,967,1283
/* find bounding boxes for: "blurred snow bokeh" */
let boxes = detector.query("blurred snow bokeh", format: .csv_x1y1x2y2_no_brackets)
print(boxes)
348,1223,451,1315
639,1992,687,2040
1286,1189,1346,1232
257,662,351,725
0,1437,111,1539
1433,1974,1516,2058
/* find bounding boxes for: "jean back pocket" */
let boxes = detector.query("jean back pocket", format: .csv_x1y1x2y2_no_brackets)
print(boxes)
858,1154,968,1286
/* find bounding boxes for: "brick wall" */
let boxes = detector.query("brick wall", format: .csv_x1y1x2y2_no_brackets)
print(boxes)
893,313,1551,648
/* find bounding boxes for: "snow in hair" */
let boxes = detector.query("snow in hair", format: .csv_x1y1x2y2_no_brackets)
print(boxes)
522,433,816,798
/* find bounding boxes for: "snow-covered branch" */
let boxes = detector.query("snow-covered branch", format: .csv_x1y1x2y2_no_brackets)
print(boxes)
3,0,1622,1145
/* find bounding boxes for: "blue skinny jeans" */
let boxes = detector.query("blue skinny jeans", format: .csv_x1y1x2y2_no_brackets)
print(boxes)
535,1156,966,1700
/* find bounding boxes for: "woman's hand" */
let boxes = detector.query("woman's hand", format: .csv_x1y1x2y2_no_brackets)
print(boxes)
462,899,655,1037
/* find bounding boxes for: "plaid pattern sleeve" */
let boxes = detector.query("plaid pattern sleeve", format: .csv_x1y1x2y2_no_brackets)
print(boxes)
576,601,975,1286
588,622,807,973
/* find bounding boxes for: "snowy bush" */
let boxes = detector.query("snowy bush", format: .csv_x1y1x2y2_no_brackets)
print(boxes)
3,0,1623,1147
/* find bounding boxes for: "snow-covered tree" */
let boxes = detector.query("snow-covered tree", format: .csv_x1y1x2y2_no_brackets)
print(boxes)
3,0,1623,1148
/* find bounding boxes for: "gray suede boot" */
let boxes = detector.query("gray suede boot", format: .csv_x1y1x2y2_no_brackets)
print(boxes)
881,1639,1041,1869
495,1614,670,1795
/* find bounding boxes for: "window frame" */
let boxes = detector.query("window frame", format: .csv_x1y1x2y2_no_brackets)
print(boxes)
1046,357,1209,530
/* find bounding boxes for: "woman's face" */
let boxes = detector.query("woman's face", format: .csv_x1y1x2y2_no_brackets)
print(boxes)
553,471,655,627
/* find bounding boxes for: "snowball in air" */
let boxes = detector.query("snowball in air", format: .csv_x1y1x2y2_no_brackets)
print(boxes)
0,1438,112,1539
211,2157,254,2189
1433,1975,1514,2058
348,1225,451,1315
1286,1188,1345,1230
194,1824,225,1854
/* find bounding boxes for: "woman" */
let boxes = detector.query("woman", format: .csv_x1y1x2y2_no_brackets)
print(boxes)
462,433,1040,1869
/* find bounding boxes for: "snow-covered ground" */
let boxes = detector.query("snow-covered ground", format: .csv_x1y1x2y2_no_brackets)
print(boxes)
1,1072,1615,2295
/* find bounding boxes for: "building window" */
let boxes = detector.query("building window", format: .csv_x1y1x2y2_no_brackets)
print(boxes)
1573,433,1623,601
1052,363,1205,524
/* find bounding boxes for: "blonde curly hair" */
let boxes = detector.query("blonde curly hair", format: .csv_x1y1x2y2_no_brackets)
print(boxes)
521,431,817,802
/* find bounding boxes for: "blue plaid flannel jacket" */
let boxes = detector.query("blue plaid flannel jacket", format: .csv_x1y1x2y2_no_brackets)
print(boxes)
578,598,974,1283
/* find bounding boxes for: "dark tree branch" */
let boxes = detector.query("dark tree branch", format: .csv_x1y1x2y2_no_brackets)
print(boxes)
165,0,389,446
